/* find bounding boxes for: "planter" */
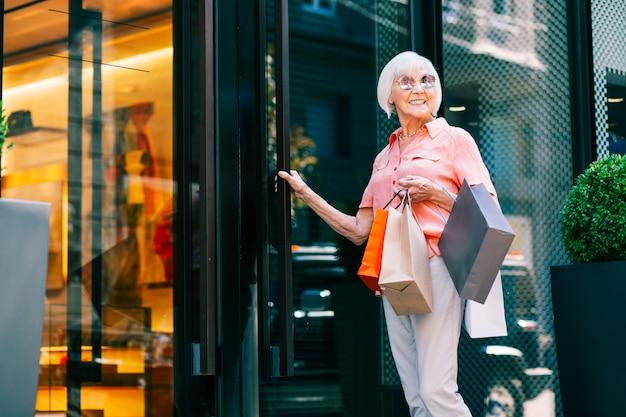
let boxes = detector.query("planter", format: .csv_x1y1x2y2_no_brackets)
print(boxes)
550,261,626,417
0,198,51,415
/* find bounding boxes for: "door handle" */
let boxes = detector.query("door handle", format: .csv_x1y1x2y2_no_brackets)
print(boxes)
198,0,217,376
273,0,294,377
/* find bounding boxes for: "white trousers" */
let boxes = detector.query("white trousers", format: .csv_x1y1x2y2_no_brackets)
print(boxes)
382,256,472,417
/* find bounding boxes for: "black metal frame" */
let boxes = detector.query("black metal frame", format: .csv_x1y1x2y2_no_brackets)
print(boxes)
567,0,596,177
271,0,295,378
411,0,444,79
65,2,85,414
173,0,217,414
66,4,106,414
173,0,268,414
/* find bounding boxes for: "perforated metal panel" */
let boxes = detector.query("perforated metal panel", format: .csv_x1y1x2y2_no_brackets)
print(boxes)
379,2,571,415
436,1,579,416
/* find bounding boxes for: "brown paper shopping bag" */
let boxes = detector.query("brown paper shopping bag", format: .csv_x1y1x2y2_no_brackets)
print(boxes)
464,272,508,338
439,179,515,304
379,200,432,315
357,208,389,292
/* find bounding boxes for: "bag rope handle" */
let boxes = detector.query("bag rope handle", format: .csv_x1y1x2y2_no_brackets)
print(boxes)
382,189,403,210
384,185,456,225
436,186,456,225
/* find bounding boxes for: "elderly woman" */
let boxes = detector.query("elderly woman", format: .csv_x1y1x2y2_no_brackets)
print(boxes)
279,50,497,416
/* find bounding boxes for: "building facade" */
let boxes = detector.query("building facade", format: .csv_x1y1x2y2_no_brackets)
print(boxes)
1,0,624,416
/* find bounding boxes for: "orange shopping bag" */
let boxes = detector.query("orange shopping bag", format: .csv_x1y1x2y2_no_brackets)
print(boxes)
357,208,389,291
357,190,400,292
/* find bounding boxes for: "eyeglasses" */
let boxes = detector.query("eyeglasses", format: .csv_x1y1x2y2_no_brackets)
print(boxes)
395,75,437,90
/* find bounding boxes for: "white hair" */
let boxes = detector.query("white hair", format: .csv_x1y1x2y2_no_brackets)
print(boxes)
377,51,443,119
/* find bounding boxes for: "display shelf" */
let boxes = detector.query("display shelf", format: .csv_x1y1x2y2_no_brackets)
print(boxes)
8,127,66,145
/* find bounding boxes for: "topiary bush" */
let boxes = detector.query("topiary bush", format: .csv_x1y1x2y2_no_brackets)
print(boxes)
560,154,626,263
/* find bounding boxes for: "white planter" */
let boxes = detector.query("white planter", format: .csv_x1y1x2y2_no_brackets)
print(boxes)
0,198,51,415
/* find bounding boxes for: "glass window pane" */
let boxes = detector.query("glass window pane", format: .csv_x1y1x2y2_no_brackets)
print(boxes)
3,2,174,416
263,0,409,416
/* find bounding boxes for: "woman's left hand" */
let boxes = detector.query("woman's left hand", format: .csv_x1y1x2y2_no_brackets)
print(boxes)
397,175,455,211
397,175,438,203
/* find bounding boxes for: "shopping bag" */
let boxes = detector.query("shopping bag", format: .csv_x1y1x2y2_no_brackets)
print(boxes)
439,179,515,304
357,208,389,291
464,272,508,338
357,190,400,292
379,200,432,315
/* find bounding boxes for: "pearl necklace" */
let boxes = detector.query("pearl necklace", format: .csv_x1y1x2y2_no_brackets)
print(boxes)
398,127,423,140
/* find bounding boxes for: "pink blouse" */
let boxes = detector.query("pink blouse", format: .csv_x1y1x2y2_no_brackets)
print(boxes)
359,118,497,257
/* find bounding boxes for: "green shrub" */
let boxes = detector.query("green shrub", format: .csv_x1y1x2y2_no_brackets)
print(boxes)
560,154,626,263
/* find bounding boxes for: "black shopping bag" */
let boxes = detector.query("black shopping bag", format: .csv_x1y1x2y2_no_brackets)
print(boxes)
439,179,515,304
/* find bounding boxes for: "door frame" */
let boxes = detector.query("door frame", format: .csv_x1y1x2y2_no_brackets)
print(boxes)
173,0,266,415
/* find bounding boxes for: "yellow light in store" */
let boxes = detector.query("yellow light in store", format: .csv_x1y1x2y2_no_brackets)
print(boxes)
608,97,624,103
448,106,466,112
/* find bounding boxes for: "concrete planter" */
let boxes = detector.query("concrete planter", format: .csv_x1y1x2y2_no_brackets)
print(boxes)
0,198,51,415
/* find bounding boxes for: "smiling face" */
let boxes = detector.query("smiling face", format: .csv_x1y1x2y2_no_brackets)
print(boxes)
389,71,438,128
377,51,443,121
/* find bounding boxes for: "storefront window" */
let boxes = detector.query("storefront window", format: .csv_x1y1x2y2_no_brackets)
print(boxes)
3,2,174,416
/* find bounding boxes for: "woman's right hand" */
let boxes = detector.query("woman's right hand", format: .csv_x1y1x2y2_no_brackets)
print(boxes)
277,170,309,198
278,169,374,246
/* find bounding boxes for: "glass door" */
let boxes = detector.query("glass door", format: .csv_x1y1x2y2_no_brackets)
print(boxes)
3,1,174,416
261,0,411,415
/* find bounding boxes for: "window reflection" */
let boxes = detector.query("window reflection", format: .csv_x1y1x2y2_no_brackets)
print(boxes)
3,2,173,416
607,71,626,156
